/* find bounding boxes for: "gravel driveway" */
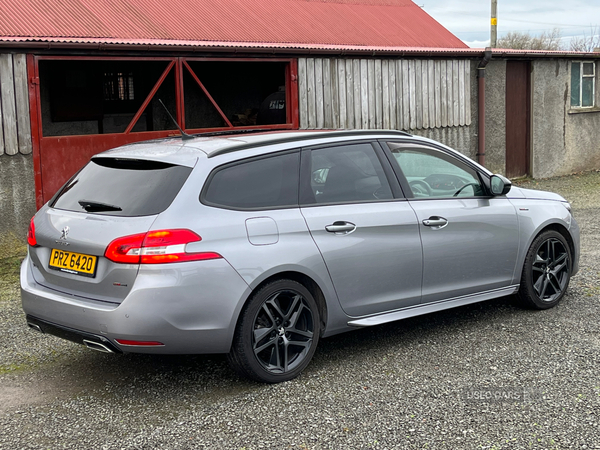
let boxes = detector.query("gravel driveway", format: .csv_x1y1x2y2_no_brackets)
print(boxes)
1,171,599,449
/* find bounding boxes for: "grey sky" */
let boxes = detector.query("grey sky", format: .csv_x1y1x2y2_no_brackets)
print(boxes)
421,0,600,48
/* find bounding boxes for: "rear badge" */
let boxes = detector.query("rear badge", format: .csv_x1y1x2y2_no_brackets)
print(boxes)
113,282,128,287
55,226,70,246
60,226,70,240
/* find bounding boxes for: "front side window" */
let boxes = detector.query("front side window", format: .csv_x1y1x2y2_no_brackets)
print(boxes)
203,152,300,210
389,143,485,199
571,61,596,108
305,143,393,205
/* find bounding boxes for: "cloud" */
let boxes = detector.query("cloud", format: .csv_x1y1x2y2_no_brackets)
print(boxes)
463,39,491,49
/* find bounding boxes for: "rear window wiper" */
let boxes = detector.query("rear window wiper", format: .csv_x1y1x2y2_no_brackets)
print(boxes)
78,200,123,212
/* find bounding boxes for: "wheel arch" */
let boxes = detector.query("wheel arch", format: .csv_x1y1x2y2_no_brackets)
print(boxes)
515,221,577,282
542,223,576,272
239,270,330,338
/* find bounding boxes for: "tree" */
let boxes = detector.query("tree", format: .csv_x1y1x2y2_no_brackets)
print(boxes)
570,26,600,52
497,27,562,50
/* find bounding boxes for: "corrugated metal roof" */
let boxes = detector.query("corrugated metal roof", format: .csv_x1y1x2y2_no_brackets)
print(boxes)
0,0,466,50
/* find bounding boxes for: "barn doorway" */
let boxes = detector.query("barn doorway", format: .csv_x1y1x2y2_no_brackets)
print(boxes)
28,56,298,206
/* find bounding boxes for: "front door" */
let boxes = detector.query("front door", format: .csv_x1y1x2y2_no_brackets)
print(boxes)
386,142,520,304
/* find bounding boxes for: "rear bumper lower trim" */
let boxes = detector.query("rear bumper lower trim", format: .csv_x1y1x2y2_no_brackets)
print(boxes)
26,315,122,353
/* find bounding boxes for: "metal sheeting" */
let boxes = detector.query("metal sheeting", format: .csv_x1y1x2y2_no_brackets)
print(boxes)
298,57,471,131
0,0,465,50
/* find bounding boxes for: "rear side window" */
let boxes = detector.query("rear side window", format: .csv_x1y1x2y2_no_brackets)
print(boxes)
306,143,393,204
202,152,299,210
51,158,192,216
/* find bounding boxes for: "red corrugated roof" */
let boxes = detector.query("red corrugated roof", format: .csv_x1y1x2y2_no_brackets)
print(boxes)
0,0,466,50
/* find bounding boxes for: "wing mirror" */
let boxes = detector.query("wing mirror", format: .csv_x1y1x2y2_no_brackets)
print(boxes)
490,174,512,196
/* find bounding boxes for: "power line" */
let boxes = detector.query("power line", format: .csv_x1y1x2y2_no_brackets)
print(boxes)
456,27,591,35
501,18,592,28
430,9,595,29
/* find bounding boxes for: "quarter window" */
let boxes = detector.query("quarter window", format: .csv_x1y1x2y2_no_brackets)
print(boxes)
203,152,300,210
389,144,485,199
306,143,393,204
571,61,596,108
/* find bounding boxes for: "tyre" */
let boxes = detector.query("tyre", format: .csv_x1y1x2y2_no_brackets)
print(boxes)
227,279,320,383
517,230,572,309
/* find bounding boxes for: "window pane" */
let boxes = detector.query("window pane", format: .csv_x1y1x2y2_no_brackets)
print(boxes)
571,62,581,107
390,145,484,198
309,143,393,204
184,61,287,130
39,60,177,136
52,159,191,216
583,62,595,76
204,153,299,209
582,77,594,107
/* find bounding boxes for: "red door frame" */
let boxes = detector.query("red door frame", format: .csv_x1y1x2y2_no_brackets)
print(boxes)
27,55,300,208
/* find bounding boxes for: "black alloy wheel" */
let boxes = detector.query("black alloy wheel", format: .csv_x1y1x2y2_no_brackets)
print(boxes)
228,279,320,383
518,230,571,309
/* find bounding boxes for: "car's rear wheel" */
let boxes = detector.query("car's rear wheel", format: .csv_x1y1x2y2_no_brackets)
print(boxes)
517,230,571,309
228,279,320,383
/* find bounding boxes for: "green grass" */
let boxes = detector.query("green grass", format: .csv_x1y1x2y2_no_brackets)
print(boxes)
0,231,27,293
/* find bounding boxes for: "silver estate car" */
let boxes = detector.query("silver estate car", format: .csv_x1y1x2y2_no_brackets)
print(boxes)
22,130,580,383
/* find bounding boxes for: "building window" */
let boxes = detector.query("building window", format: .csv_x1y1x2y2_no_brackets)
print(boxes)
571,61,595,108
104,72,134,101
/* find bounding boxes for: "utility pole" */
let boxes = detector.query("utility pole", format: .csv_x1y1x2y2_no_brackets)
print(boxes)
491,0,498,47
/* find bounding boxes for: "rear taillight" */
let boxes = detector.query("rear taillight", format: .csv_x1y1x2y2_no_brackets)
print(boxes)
104,229,222,264
27,217,37,246
104,233,146,264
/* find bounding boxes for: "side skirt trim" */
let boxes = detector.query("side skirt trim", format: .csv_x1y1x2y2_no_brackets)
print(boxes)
347,285,520,327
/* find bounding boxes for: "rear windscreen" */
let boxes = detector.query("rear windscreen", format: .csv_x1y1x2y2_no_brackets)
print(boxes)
51,158,192,216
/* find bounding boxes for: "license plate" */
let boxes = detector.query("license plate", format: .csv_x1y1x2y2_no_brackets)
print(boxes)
49,249,98,278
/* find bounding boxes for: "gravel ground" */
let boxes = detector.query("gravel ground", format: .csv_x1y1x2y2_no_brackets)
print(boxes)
1,171,599,449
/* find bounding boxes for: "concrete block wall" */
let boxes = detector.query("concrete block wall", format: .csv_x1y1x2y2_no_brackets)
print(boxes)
532,59,600,178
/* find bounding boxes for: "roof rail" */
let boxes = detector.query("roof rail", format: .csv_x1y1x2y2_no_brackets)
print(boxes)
196,128,283,138
207,129,412,158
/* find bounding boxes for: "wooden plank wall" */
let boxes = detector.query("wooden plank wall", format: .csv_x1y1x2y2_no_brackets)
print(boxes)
0,53,33,156
298,58,471,131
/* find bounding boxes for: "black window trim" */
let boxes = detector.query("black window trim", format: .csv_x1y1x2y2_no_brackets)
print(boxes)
379,139,494,200
199,148,302,212
298,139,406,208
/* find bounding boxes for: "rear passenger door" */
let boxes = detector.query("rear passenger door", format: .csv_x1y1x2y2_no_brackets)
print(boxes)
300,141,423,317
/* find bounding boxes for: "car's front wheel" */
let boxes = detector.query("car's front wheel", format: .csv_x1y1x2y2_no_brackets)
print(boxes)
228,279,320,383
517,230,572,309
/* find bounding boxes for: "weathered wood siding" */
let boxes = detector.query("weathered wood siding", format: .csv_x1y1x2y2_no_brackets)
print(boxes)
0,53,32,156
298,58,471,131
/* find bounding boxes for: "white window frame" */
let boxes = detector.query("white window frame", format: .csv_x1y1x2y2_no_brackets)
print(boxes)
571,61,596,109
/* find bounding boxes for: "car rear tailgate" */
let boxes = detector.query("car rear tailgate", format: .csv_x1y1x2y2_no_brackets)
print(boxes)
29,207,157,304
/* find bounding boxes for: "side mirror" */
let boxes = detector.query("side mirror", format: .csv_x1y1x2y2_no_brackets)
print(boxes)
490,174,512,196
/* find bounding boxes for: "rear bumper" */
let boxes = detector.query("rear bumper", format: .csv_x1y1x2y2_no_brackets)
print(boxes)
21,254,251,354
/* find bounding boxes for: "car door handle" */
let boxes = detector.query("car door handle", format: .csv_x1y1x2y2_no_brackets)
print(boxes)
422,217,448,228
325,221,356,234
